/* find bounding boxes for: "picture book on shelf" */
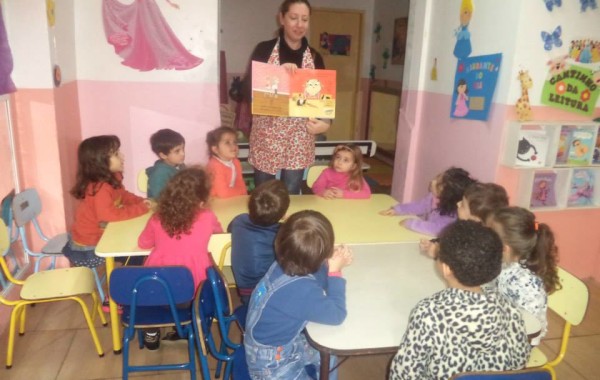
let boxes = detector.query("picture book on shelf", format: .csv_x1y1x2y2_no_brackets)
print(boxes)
555,125,575,165
530,171,557,208
515,130,548,167
567,168,595,207
593,126,600,164
566,128,594,166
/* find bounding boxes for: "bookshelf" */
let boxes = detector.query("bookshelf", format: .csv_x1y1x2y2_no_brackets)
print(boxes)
500,121,600,210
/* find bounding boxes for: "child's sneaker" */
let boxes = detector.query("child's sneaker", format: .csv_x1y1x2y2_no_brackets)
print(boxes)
101,299,123,314
143,329,161,350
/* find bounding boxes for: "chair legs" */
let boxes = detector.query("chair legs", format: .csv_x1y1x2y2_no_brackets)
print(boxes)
91,267,106,301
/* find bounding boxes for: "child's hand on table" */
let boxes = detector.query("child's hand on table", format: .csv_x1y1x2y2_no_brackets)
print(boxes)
419,238,439,259
379,207,396,216
328,244,353,272
323,188,343,199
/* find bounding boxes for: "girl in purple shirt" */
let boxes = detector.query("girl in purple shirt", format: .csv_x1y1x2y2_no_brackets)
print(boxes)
311,144,371,199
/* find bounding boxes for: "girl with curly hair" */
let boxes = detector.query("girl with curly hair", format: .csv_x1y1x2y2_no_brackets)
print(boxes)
139,166,223,289
380,167,476,236
487,206,561,346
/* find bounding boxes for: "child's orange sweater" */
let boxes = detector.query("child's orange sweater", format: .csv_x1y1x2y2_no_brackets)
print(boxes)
206,157,247,198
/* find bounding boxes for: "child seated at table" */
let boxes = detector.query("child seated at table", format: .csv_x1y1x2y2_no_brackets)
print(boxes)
138,166,223,349
380,167,476,236
312,144,371,199
420,182,509,257
390,220,531,380
485,206,561,346
206,126,247,198
146,128,186,199
63,135,150,292
245,210,353,380
228,179,290,304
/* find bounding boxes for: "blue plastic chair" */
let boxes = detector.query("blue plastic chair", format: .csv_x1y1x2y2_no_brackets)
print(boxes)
193,266,249,380
450,368,553,380
109,266,197,380
12,188,68,272
0,191,18,289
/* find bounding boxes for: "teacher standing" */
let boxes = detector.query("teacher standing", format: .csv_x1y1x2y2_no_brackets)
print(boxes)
243,0,331,194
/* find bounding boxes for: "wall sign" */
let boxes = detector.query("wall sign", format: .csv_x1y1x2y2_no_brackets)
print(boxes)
541,64,600,116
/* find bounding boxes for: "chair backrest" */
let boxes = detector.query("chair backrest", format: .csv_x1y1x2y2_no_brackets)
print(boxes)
0,219,9,257
306,165,328,188
109,266,195,307
208,233,232,266
548,267,589,325
1,190,14,228
451,368,553,379
138,169,148,194
207,266,233,316
12,189,42,227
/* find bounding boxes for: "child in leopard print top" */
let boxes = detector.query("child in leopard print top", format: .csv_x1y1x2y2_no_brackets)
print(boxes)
390,220,531,380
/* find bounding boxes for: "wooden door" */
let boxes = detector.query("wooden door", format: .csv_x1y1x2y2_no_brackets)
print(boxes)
309,9,362,141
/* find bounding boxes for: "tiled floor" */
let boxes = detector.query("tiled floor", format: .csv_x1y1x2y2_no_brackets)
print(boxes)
0,276,599,379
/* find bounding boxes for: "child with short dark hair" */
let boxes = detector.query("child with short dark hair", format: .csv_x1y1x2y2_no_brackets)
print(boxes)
390,220,531,380
245,210,352,380
228,179,290,304
147,128,186,199
381,167,476,236
205,126,247,198
311,144,371,199
486,206,561,346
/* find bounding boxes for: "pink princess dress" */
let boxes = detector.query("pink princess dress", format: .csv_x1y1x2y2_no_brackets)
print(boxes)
102,0,203,71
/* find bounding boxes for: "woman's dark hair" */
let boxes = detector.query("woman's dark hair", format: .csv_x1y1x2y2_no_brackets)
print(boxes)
71,135,122,199
464,182,509,223
156,166,211,238
456,79,468,94
275,210,334,276
438,220,503,287
206,126,237,157
490,207,561,293
437,167,476,216
280,0,312,15
249,180,290,226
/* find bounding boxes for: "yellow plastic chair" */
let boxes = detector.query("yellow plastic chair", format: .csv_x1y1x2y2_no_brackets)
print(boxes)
527,267,589,379
137,169,148,194
306,165,328,188
0,219,106,369
209,233,236,289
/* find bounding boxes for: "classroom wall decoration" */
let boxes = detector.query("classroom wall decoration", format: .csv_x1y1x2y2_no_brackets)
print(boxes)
391,17,407,65
569,39,600,64
453,0,473,59
579,0,598,12
541,63,600,116
102,0,203,71
450,53,502,121
0,5,16,95
543,0,562,12
541,25,562,51
516,70,534,121
319,33,351,56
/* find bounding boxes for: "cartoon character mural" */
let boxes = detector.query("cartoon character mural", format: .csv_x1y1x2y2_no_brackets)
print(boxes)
453,0,473,59
516,70,533,121
452,79,469,117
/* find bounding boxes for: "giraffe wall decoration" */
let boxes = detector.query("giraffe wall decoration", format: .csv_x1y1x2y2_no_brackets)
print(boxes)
516,70,533,121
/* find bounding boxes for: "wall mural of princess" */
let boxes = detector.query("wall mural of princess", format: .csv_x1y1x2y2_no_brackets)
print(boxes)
102,0,203,71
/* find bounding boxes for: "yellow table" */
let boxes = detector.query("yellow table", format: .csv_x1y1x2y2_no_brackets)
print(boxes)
96,194,425,353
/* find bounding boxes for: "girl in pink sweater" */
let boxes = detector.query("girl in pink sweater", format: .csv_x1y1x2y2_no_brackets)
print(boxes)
312,144,371,199
139,166,223,290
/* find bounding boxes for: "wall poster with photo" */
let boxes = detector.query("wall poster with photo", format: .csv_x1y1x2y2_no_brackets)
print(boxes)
391,17,408,65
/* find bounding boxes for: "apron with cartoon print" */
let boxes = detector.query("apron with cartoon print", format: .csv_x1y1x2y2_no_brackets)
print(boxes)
249,39,316,175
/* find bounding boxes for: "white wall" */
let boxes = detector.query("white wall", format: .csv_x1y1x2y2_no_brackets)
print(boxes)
220,0,375,77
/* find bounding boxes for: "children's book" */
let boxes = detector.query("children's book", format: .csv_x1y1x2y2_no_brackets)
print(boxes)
251,61,336,119
566,128,594,166
593,126,600,164
530,171,557,208
567,168,595,207
515,130,548,167
555,125,575,165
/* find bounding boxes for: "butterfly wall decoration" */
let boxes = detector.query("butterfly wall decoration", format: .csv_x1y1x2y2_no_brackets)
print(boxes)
580,0,598,12
541,26,563,51
543,0,562,11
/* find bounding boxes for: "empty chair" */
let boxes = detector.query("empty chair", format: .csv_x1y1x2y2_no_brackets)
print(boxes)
0,219,106,369
527,267,589,379
12,188,68,272
137,169,148,194
109,266,197,380
193,266,249,380
451,368,553,379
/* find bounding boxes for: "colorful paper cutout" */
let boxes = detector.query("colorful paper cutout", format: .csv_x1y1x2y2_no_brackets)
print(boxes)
569,39,600,63
543,0,562,11
453,0,473,59
580,0,598,12
516,70,533,121
541,26,563,51
319,33,351,56
450,53,502,121
541,64,600,116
